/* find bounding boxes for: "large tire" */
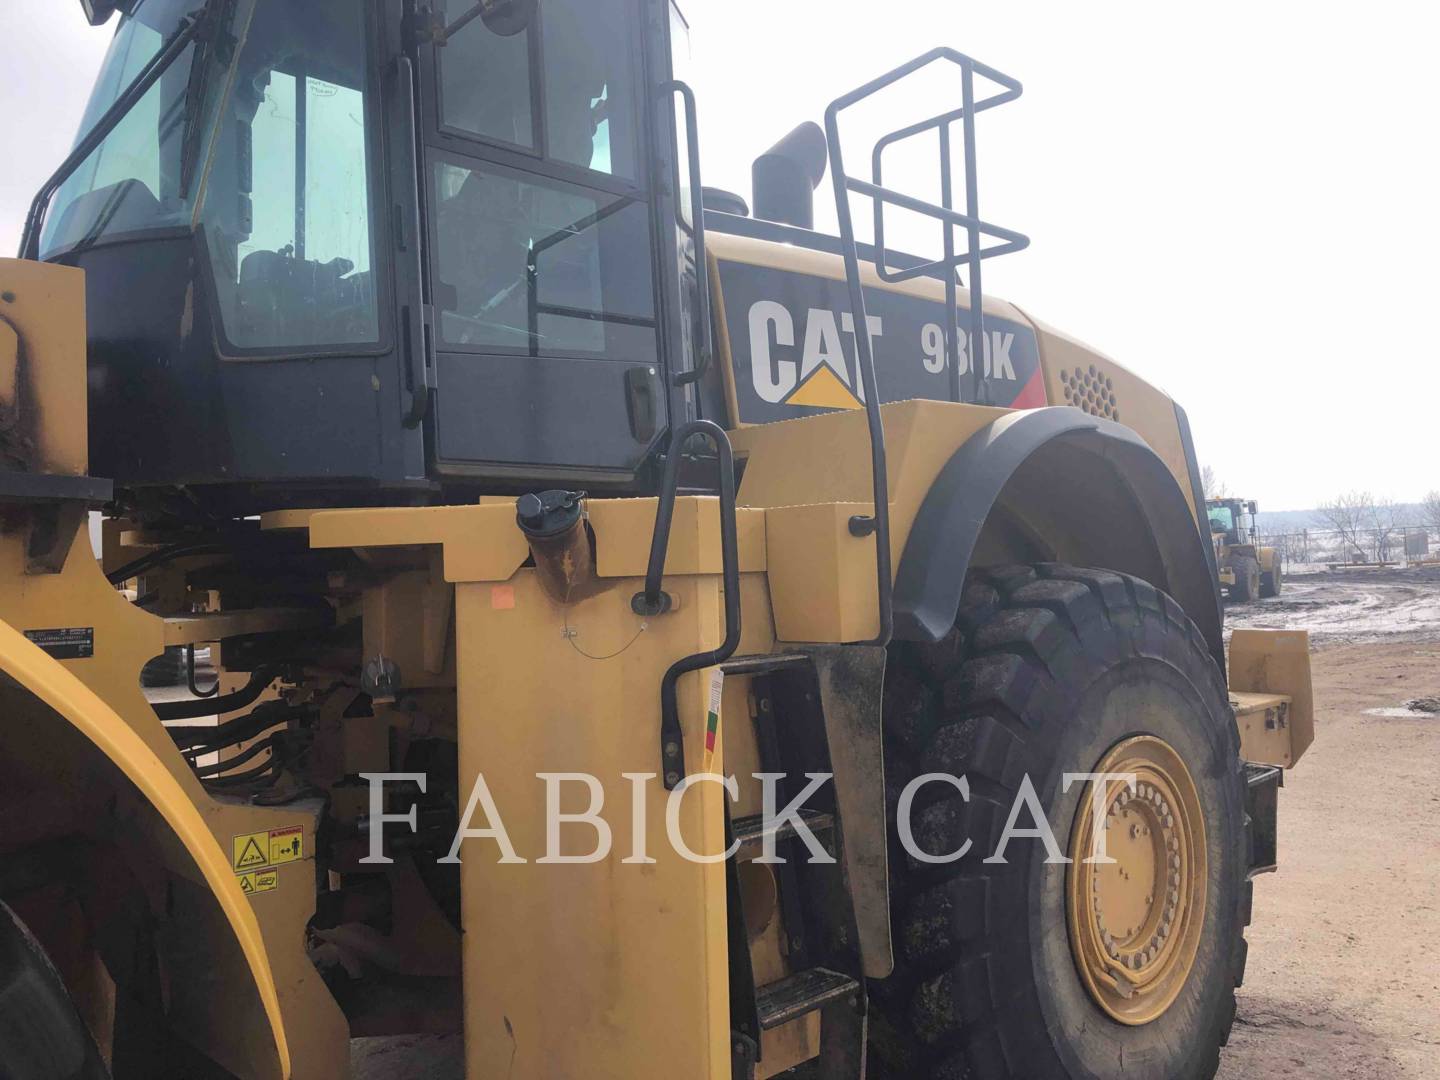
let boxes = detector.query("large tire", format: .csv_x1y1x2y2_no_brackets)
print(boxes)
1260,561,1282,599
1228,557,1260,604
870,564,1250,1080
140,646,187,689
0,901,109,1080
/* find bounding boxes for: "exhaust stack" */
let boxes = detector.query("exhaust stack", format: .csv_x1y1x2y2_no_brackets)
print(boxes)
752,122,828,230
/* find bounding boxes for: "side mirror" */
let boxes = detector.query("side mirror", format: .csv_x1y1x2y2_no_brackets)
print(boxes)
1248,500,1259,514
480,0,535,36
432,0,535,44
79,0,119,25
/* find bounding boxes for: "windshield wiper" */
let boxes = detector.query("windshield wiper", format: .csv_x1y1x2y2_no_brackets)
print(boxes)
18,6,207,260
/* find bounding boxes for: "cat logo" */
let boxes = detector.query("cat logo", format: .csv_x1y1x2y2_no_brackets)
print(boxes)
747,301,882,411
722,263,1046,426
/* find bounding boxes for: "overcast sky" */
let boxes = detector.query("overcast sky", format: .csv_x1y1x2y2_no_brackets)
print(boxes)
3,0,1436,512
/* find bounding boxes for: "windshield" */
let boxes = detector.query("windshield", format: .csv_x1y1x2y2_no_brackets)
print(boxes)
1208,505,1235,533
39,0,221,258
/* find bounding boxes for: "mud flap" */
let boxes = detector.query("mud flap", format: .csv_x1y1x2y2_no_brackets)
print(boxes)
794,644,893,980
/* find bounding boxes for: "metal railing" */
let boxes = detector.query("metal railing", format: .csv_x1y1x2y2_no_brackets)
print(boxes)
823,48,1030,646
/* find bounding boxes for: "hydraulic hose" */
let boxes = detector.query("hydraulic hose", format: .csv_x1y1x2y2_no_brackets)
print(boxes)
153,664,284,723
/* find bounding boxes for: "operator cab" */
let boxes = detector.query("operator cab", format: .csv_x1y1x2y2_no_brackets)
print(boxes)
1206,497,1258,547
29,0,696,516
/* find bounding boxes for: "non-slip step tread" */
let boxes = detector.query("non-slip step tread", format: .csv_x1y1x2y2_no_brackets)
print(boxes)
732,809,835,848
756,968,859,1029
721,653,812,675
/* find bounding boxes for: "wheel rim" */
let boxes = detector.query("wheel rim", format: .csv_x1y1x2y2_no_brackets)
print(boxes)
1066,735,1208,1025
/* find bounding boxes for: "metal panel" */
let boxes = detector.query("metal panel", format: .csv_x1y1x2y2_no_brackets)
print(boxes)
432,351,663,476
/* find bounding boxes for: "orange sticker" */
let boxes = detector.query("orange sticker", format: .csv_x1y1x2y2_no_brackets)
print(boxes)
491,585,516,610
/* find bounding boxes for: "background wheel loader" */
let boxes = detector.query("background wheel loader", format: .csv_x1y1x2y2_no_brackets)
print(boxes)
1207,497,1283,601
0,1,1312,1078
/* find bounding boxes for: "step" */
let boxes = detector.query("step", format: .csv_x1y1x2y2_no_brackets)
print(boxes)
756,968,860,1030
732,809,835,849
721,652,811,676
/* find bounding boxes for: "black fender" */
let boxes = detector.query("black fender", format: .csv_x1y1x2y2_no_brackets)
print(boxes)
893,405,1226,675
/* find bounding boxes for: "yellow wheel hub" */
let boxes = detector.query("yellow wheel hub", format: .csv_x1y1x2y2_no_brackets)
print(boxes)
1066,735,1207,1025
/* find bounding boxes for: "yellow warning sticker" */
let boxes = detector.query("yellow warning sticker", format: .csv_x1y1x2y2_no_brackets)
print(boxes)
238,868,279,895
232,826,305,875
232,832,270,872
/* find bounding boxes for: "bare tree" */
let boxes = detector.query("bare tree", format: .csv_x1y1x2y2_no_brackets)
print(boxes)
1315,491,1373,564
1424,490,1440,536
1369,497,1406,563
1201,465,1229,500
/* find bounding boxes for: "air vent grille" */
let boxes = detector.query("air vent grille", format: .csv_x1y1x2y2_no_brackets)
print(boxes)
1060,364,1120,421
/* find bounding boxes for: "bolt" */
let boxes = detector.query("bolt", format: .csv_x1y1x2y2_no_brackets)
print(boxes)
759,699,772,713
665,771,680,786
665,741,680,757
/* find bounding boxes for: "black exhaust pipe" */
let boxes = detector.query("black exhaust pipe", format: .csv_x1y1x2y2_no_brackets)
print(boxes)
752,122,828,230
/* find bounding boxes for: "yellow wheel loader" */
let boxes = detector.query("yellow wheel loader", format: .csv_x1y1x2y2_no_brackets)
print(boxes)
1206,498,1282,602
1,2,1313,1078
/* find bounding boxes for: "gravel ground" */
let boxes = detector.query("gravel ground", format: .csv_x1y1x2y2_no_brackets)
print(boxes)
355,570,1440,1078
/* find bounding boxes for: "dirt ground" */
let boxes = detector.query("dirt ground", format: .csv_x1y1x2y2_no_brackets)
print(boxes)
1225,564,1440,646
354,568,1440,1079
1216,567,1440,1079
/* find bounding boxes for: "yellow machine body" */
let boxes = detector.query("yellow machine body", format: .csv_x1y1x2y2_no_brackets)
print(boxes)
0,209,1313,1080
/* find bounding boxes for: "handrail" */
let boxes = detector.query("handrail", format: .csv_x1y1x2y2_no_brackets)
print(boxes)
659,80,715,387
823,98,894,649
633,420,741,789
822,48,1031,645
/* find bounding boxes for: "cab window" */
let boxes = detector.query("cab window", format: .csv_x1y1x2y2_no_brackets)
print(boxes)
438,0,639,179
432,159,656,358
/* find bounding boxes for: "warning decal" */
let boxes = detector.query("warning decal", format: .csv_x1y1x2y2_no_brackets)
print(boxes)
232,832,270,872
238,869,279,895
268,825,304,866
232,826,305,875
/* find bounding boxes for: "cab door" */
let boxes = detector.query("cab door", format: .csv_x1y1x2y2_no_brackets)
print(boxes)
414,0,677,483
